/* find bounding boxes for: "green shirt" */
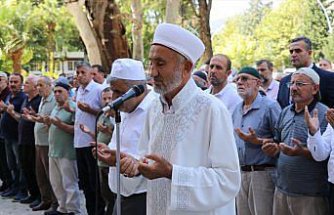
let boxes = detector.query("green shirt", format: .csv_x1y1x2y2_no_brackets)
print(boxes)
34,93,56,146
48,101,76,160
96,114,114,167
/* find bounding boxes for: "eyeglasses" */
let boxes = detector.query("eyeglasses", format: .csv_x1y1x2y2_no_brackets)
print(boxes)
286,81,313,88
235,76,258,83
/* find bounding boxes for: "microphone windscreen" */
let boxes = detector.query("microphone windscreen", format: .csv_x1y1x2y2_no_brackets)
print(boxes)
133,85,145,96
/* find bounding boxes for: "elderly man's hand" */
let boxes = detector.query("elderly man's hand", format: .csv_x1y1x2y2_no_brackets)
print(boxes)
77,101,91,113
137,154,173,180
120,155,140,177
279,139,306,156
91,142,126,166
326,108,334,128
262,140,280,157
304,106,319,136
235,127,263,145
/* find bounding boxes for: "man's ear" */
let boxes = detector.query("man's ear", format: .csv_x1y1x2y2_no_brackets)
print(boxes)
184,60,193,75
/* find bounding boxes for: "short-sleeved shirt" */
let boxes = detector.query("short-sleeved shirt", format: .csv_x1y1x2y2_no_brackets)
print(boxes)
49,101,76,160
34,93,56,146
0,91,27,140
232,93,281,165
275,100,329,197
74,80,103,148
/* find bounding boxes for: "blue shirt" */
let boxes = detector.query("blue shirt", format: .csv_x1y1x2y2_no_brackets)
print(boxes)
0,91,27,140
275,100,329,197
232,93,281,165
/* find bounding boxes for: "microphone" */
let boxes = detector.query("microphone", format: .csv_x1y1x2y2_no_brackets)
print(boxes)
102,84,145,112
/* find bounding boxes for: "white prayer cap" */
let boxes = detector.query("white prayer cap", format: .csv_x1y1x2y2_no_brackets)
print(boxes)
293,67,320,84
109,58,146,81
0,72,7,79
152,23,205,64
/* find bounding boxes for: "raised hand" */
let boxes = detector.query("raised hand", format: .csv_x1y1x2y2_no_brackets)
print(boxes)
304,106,319,135
6,103,15,115
91,142,125,166
77,101,91,112
120,155,140,177
262,140,280,157
61,100,74,113
138,154,173,180
279,139,306,157
50,116,62,127
326,108,334,128
235,127,262,145
80,124,91,134
97,123,113,134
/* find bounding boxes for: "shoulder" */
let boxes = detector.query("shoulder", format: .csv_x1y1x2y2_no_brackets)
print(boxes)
262,96,281,109
195,90,229,114
315,102,328,113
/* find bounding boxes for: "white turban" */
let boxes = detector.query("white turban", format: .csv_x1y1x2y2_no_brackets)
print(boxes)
152,23,205,64
293,67,320,84
109,58,146,81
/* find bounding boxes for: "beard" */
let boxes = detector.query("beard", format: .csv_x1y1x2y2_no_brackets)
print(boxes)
153,67,183,95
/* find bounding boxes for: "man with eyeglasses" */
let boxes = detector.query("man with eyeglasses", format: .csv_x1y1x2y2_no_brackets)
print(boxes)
277,36,334,109
206,54,241,115
256,59,279,100
262,67,329,215
232,67,281,215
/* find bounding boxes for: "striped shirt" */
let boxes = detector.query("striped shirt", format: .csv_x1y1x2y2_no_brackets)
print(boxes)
275,100,329,196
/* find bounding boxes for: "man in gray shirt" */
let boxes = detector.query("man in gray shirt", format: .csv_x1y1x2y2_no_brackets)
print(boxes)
262,67,329,215
232,67,281,215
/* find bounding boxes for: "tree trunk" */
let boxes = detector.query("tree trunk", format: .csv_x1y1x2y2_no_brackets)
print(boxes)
11,48,24,73
131,0,144,61
166,0,181,24
198,0,213,63
66,0,130,74
65,0,102,65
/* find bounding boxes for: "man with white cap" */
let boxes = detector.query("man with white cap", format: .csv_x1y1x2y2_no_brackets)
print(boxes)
262,67,330,215
112,23,240,214
95,58,155,215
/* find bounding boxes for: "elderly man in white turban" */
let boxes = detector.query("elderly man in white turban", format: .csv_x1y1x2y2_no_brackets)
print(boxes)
107,23,241,215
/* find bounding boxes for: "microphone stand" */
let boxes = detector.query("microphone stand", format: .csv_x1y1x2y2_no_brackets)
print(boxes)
114,109,121,215
95,110,121,215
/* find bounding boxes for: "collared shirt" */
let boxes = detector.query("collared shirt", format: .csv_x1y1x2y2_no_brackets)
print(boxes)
49,101,76,160
232,93,281,165
74,80,103,148
265,79,279,100
34,93,56,146
108,90,156,197
205,83,242,115
275,100,329,196
307,124,334,184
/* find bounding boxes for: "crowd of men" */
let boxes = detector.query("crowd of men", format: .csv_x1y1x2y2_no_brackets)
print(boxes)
0,23,333,215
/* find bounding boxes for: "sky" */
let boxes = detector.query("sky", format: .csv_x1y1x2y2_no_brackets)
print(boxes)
210,0,284,35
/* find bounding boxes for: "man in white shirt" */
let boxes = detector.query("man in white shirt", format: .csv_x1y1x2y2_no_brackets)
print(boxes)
111,23,241,215
96,58,155,215
256,59,279,100
206,54,241,115
74,62,105,215
305,107,334,214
